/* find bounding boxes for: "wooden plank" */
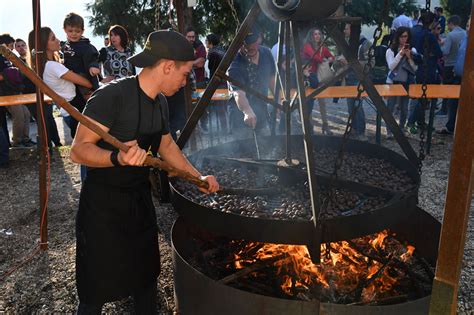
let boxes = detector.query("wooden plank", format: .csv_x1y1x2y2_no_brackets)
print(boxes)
409,84,461,99
311,84,408,99
429,6,474,314
0,93,53,107
193,85,408,102
282,85,407,99
194,88,231,101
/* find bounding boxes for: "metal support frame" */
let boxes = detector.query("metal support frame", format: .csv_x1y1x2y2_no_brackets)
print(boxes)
175,1,420,273
32,0,48,250
176,2,261,149
326,25,420,167
429,4,474,312
270,21,285,136
284,21,292,163
291,21,322,264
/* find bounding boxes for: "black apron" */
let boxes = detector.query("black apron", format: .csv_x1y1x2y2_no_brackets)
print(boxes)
76,79,163,304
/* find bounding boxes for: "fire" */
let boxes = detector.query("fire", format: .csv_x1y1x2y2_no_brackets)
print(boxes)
232,230,418,303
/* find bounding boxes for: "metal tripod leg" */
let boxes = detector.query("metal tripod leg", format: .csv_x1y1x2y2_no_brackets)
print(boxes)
291,21,322,265
177,2,261,149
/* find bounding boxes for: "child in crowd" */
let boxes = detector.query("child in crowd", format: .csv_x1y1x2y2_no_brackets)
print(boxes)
60,12,100,139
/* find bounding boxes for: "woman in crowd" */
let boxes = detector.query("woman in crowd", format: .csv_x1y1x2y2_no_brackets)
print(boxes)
301,27,334,135
28,27,92,141
98,25,135,83
385,26,417,139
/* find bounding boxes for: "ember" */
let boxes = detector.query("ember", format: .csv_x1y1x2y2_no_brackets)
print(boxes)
189,230,434,305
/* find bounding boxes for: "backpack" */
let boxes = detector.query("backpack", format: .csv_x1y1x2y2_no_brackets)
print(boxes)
374,45,389,67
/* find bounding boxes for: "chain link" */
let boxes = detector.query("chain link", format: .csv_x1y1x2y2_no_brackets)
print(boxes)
227,0,240,33
320,0,390,217
417,0,431,175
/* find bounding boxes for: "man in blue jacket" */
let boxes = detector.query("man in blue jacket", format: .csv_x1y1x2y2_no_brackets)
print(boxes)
436,16,470,135
407,11,443,134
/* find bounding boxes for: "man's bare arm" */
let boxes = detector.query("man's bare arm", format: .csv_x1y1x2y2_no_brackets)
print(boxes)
70,117,147,167
233,90,256,129
158,134,219,192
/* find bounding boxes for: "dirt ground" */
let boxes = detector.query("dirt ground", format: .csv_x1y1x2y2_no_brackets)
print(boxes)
0,103,472,313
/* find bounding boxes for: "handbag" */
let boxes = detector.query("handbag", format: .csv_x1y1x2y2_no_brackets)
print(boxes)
316,59,334,82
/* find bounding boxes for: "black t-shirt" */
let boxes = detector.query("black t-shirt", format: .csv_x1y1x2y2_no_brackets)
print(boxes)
83,76,170,151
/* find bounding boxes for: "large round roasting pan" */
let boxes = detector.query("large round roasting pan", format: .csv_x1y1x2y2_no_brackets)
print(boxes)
172,206,440,315
170,135,420,245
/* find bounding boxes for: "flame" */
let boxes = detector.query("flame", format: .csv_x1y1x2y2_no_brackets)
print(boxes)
370,230,388,250
400,245,415,262
232,230,417,302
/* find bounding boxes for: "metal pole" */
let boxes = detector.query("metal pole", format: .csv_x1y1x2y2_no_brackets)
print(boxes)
284,21,292,163
429,4,474,313
32,0,48,251
270,21,285,136
177,2,261,149
291,21,322,266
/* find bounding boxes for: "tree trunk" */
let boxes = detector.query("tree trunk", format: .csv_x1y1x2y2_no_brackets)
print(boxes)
155,0,161,30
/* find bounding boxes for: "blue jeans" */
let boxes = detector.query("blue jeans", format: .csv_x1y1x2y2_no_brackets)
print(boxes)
445,77,461,132
345,76,366,135
0,127,9,166
386,82,409,134
408,99,425,126
346,97,366,135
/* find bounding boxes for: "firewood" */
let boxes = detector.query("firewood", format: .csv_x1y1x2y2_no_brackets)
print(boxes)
218,254,288,284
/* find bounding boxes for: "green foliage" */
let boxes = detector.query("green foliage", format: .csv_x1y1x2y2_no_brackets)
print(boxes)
86,0,166,50
191,0,278,47
86,0,278,49
441,0,472,28
345,0,419,27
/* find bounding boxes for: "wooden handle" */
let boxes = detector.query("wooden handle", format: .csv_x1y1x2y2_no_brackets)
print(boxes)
0,45,210,190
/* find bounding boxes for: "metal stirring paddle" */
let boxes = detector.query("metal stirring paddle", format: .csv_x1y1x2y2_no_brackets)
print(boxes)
253,129,261,160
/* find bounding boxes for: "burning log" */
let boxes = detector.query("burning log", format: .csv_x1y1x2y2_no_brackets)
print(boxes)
352,255,393,301
219,253,289,284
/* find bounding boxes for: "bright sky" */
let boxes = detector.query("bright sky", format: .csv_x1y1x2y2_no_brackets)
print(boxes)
0,0,104,51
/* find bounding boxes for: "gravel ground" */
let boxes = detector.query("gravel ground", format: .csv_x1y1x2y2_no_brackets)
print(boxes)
0,100,472,313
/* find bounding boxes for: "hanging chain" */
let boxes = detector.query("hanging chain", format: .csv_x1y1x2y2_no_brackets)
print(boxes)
320,0,390,217
227,0,241,33
417,0,432,175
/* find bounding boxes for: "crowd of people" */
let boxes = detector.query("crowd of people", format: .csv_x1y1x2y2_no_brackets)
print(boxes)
0,4,471,312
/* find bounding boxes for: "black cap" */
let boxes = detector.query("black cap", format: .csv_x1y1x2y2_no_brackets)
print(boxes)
244,27,260,45
128,30,195,67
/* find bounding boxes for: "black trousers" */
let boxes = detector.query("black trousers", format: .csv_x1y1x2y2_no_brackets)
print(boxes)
77,279,158,314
